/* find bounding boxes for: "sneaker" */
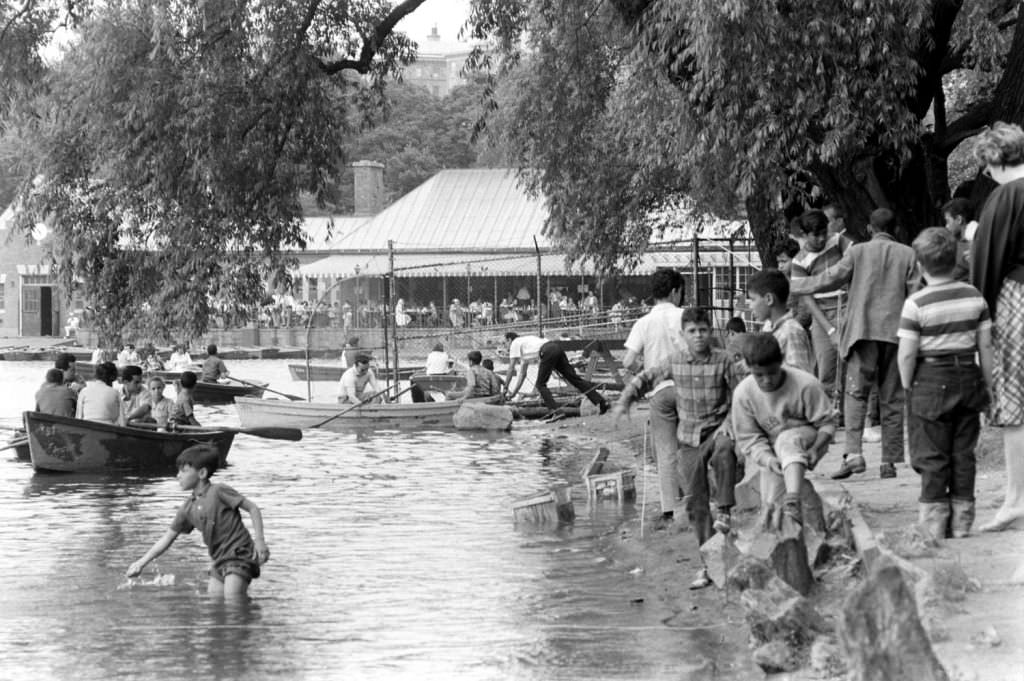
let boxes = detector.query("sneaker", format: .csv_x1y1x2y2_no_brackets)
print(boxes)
713,511,732,535
688,568,712,590
831,455,867,480
862,426,882,443
782,494,802,526
880,463,897,479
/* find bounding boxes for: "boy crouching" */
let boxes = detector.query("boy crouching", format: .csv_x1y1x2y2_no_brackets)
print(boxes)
897,227,993,539
731,334,834,526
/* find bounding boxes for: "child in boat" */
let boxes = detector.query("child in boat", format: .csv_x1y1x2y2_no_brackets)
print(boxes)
127,376,175,431
126,444,269,598
171,371,200,427
201,344,231,383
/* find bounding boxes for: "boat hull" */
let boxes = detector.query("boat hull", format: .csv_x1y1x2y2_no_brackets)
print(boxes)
288,363,422,382
24,411,235,473
192,381,266,405
234,396,464,431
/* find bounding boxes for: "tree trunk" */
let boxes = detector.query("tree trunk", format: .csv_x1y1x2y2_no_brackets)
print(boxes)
745,189,782,268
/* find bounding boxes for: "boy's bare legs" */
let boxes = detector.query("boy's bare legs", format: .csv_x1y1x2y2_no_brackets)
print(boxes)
207,575,250,599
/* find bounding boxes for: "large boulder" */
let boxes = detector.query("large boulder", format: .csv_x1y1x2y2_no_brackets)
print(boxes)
453,401,514,430
839,565,950,681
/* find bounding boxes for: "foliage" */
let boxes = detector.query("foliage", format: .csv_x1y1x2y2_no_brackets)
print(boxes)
470,0,1024,268
0,0,428,344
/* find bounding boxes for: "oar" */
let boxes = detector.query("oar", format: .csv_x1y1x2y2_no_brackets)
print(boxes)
311,384,397,428
0,436,28,452
226,376,304,402
128,420,302,441
387,385,414,403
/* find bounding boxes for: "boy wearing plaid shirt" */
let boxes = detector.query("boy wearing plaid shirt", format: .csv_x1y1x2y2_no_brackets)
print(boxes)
747,269,816,375
612,307,737,589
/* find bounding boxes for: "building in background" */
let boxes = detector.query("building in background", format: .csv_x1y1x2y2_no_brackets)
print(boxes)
402,26,479,97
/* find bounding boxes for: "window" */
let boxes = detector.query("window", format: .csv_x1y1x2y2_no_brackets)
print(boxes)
23,286,39,313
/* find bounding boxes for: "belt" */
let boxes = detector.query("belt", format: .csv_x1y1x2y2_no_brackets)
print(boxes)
919,353,976,367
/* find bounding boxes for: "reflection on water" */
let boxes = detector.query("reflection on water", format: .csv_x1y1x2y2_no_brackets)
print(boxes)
0,360,750,680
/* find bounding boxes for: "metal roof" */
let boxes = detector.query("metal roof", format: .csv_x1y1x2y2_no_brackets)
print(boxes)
331,169,552,251
298,216,374,251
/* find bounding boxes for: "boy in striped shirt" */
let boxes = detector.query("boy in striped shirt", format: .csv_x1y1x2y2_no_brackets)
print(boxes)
897,227,994,540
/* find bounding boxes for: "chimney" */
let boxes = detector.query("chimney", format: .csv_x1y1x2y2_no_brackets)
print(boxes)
428,24,440,40
352,160,384,216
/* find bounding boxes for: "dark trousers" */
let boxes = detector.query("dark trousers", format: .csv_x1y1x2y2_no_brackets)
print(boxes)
536,341,605,410
908,362,987,503
845,340,904,463
678,430,737,547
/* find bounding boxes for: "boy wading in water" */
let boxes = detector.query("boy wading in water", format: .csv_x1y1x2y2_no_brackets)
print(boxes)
126,445,269,598
897,228,994,539
612,307,737,589
731,334,834,527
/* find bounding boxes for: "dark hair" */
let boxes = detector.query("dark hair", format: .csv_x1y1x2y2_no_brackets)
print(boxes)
725,316,747,334
651,269,684,300
354,354,372,364
747,269,790,305
176,444,221,477
45,368,64,384
179,371,197,389
97,362,119,385
743,333,783,367
505,332,518,341
869,208,895,233
941,198,973,221
482,358,495,371
432,343,445,352
773,238,801,260
799,210,829,236
54,352,76,371
912,227,957,277
121,365,143,381
467,350,482,365
206,344,218,356
680,307,712,327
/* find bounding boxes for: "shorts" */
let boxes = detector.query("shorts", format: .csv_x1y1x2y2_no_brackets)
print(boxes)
210,559,260,583
774,426,818,470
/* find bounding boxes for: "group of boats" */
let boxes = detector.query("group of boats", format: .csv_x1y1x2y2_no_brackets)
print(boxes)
6,367,508,477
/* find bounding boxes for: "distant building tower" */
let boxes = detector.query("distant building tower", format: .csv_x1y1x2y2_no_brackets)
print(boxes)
352,160,385,216
403,26,480,97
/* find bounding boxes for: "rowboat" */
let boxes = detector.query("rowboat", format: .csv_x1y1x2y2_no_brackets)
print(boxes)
287,363,423,382
23,411,234,474
76,362,188,382
234,395,468,431
3,430,29,462
192,380,266,405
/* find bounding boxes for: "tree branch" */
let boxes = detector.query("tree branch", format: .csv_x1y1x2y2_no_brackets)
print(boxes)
938,99,996,154
0,0,38,45
316,0,430,75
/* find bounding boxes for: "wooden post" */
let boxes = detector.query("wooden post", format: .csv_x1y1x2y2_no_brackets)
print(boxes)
534,235,543,337
389,240,399,392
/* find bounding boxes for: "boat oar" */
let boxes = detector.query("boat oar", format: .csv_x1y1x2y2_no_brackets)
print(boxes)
227,376,305,402
128,420,302,441
0,436,28,452
311,384,396,428
387,385,414,403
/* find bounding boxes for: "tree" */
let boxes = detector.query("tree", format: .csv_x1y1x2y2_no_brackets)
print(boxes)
467,0,1024,269
0,0,430,344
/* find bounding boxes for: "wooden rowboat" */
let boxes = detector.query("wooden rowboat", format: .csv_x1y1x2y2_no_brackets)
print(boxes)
192,380,266,405
23,411,234,474
234,395,467,431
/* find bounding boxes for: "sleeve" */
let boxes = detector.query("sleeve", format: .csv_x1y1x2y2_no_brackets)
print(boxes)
896,298,921,340
508,339,522,360
215,484,245,510
624,318,644,354
631,357,675,395
169,501,195,534
789,249,855,296
731,384,776,468
803,380,836,433
971,187,1019,310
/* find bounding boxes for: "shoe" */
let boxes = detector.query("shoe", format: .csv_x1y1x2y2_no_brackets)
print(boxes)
862,426,882,443
918,500,951,541
782,493,802,526
950,499,975,538
880,463,897,479
979,510,1024,532
713,511,732,535
688,568,712,590
831,455,866,480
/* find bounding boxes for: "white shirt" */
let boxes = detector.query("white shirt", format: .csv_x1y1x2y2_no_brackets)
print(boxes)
624,302,683,394
76,381,121,424
338,367,380,404
167,351,193,371
508,335,547,362
90,348,105,363
424,351,451,374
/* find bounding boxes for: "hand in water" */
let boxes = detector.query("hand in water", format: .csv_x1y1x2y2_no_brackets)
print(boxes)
125,561,145,578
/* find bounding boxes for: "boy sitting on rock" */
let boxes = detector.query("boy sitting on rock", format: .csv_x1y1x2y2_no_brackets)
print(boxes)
731,333,834,526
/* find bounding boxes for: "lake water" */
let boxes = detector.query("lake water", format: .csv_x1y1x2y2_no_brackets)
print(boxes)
0,360,749,680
